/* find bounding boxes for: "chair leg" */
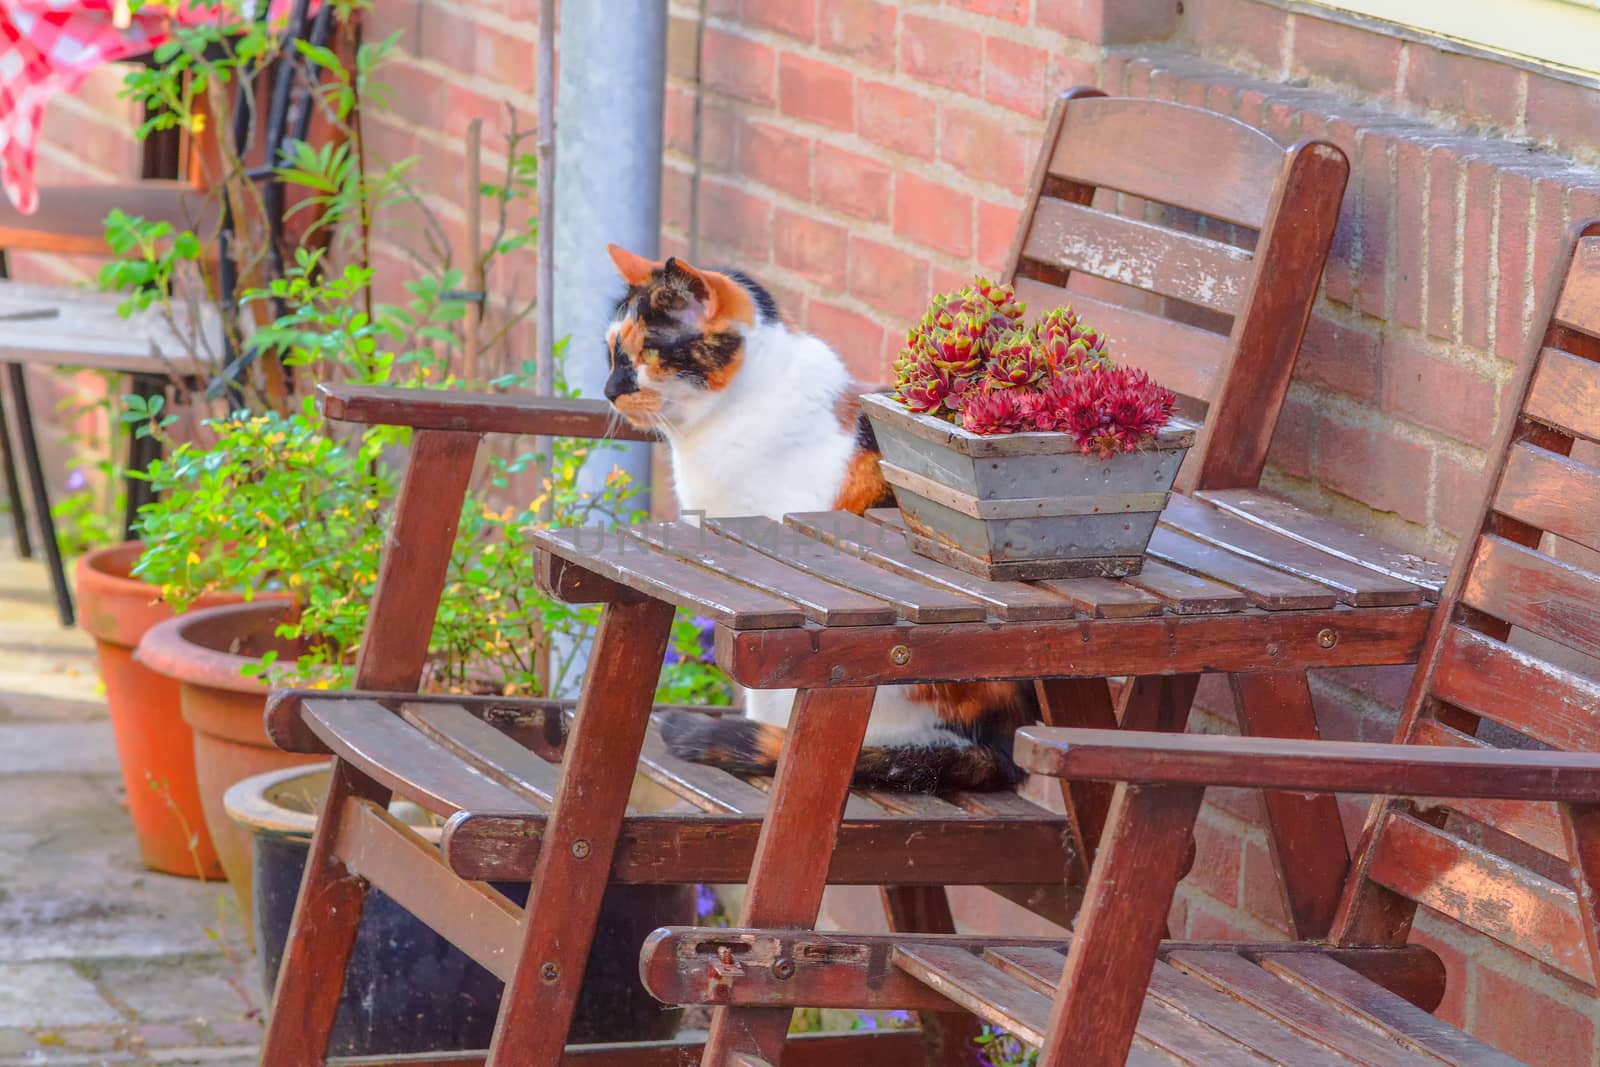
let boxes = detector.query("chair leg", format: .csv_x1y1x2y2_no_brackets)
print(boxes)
258,759,389,1065
0,373,32,559
702,686,877,1067
1231,670,1350,939
6,363,72,625
1034,678,1120,875
487,597,676,1066
880,886,982,1066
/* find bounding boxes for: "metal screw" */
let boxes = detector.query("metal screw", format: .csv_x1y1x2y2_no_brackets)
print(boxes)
773,957,796,980
1318,628,1338,649
830,665,846,682
571,839,591,859
890,644,911,665
540,962,560,984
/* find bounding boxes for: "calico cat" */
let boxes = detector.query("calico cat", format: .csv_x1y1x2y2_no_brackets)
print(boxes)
603,243,1036,791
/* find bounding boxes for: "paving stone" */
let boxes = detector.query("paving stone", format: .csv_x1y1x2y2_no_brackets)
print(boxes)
0,1029,33,1057
90,957,260,1027
0,723,117,776
0,963,118,1026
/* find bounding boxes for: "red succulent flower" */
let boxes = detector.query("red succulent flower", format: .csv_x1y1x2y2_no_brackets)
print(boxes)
960,388,1027,435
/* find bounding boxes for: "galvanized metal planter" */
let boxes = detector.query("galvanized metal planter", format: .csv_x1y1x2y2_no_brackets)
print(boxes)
862,392,1197,580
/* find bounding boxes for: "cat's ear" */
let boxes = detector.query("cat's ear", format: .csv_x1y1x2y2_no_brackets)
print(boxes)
607,244,659,286
664,257,752,325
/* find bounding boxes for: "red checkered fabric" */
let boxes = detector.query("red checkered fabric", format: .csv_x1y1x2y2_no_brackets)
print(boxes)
0,1,307,214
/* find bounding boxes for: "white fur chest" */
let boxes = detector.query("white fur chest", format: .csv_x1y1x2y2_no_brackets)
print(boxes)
664,324,857,522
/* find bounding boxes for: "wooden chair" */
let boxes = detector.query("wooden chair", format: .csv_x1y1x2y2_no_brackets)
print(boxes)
639,218,1600,1066
257,91,1350,1064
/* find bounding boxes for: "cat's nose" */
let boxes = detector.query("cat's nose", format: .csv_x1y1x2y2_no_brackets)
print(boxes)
604,362,637,401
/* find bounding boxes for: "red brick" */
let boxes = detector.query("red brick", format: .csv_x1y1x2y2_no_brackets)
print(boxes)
701,27,776,105
1236,86,1268,128
1186,813,1243,908
1434,450,1488,542
663,85,697,155
983,35,1048,116
780,54,854,132
1046,54,1099,99
894,174,974,257
699,178,772,263
1495,170,1534,365
901,13,983,93
738,120,811,201
941,105,1030,194
1240,837,1292,934
1182,903,1257,941
931,266,972,297
1471,966,1595,1065
1354,130,1394,319
1404,46,1524,131
1426,145,1463,341
813,142,893,222
699,99,741,172
807,300,886,379
1179,0,1285,71
774,209,849,291
856,80,938,160
1379,337,1496,451
848,236,931,322
1315,418,1432,525
1407,918,1471,1027
817,0,896,70
1323,663,1415,712
1393,140,1427,330
1298,314,1380,402
1289,13,1402,95
1037,0,1175,43
1460,159,1495,350
1265,396,1316,481
950,0,1029,24
977,199,1021,274
742,0,814,41
667,13,701,81
661,165,694,234
1527,72,1600,155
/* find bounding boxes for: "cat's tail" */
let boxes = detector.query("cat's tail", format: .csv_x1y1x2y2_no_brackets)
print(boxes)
657,710,1019,793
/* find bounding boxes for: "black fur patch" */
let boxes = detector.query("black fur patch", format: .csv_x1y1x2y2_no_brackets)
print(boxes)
649,329,743,387
721,267,780,324
659,710,779,776
854,410,880,453
852,739,1019,792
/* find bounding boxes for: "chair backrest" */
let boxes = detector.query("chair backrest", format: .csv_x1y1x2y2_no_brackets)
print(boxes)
1332,220,1600,992
1003,89,1349,492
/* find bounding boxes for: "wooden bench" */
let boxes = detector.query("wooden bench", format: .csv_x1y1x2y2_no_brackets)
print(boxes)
637,219,1600,1065
259,90,1353,1065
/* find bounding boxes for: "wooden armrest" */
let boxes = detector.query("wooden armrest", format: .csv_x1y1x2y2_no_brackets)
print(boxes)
1014,727,1600,801
316,383,659,441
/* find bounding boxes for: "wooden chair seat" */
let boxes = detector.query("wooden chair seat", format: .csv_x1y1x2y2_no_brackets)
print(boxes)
270,693,1075,890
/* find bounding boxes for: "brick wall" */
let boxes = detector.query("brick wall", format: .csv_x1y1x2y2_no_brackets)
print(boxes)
16,0,1600,1059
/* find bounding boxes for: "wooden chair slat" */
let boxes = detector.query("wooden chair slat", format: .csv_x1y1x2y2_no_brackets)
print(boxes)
1411,718,1569,862
949,790,1056,818
1494,441,1600,556
1256,953,1523,1067
1195,489,1449,594
534,525,807,630
621,523,899,627
1021,197,1252,315
1146,528,1339,610
984,948,1279,1067
302,699,539,816
1049,96,1284,229
1525,347,1600,442
1364,811,1594,985
1144,961,1365,1067
1013,276,1226,402
1123,559,1250,614
399,703,559,808
1161,495,1425,606
740,767,880,820
1554,236,1600,336
859,790,973,818
1430,625,1600,753
1462,534,1600,662
892,944,1054,1047
1166,950,1441,1067
705,516,988,623
784,511,1079,621
637,713,773,816
1035,576,1165,618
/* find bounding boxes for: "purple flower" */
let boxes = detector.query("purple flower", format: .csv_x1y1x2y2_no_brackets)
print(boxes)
886,1010,913,1026
65,469,87,491
664,646,684,666
854,1013,880,1032
694,883,719,918
695,616,716,660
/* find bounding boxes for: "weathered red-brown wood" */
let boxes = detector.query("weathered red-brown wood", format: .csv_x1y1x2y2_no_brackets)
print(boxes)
318,383,659,440
1524,345,1600,441
327,1030,931,1067
879,887,984,1067
1035,677,1118,879
702,688,877,1065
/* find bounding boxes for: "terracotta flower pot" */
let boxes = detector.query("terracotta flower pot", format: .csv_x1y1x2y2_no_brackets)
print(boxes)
136,599,313,918
75,541,241,879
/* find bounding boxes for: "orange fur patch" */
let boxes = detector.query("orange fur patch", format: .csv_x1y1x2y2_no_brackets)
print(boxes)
703,347,744,391
612,389,662,427
617,318,647,358
833,449,894,515
834,390,863,435
907,681,1032,728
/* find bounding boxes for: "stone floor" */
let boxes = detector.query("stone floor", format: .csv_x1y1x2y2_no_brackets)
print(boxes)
0,544,261,1065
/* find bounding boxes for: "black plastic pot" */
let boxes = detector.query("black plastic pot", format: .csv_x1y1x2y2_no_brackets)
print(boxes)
228,764,689,1055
